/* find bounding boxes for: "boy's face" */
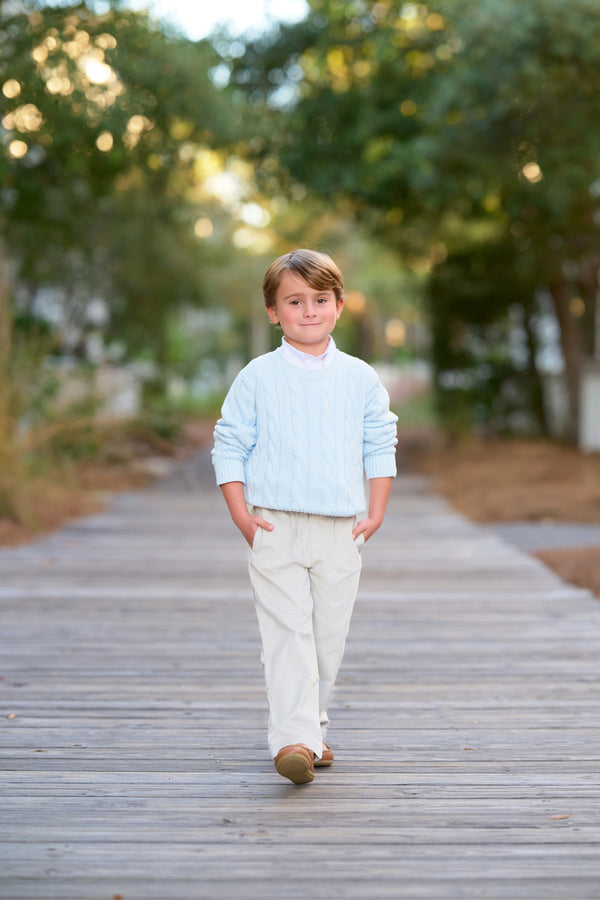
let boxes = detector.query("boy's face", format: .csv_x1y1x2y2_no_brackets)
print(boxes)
267,270,344,357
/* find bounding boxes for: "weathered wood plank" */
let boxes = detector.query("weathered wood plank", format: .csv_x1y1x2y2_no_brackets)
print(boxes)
2,876,599,900
1,455,600,899
3,825,596,846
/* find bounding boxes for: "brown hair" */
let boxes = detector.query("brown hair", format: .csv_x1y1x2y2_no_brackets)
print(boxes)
262,249,344,308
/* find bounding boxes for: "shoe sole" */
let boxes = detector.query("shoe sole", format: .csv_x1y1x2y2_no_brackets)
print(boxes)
314,757,333,768
275,752,315,784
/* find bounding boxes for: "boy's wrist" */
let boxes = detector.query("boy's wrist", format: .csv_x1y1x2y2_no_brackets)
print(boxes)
367,514,384,527
220,481,251,530
232,510,252,529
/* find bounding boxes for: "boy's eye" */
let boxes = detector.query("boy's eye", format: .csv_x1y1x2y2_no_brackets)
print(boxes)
287,295,331,305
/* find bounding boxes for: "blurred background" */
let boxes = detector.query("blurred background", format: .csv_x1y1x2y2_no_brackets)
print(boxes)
1,0,600,557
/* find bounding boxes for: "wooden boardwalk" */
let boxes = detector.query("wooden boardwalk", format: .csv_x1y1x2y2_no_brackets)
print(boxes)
1,451,600,900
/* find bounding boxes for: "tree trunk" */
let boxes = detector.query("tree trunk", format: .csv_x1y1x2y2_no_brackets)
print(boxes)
0,234,18,520
0,235,11,370
549,276,582,442
523,303,549,436
578,255,600,360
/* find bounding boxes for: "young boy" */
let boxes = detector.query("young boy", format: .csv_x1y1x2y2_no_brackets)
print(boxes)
212,249,397,784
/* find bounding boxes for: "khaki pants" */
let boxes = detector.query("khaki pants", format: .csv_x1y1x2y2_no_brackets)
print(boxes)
248,508,364,759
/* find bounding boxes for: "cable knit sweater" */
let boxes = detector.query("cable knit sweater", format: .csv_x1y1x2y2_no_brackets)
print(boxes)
212,348,398,517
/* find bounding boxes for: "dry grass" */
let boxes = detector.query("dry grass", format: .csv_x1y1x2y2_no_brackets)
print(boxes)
410,433,600,523
406,429,600,599
0,479,106,547
0,418,214,547
534,547,600,598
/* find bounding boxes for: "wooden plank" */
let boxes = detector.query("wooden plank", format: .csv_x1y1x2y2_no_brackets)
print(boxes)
2,876,599,900
1,454,600,899
3,826,598,847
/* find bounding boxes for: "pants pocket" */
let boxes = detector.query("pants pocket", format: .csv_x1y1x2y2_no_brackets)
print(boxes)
251,525,263,552
354,531,366,553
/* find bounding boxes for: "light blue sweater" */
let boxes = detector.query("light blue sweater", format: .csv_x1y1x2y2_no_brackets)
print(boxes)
212,348,398,517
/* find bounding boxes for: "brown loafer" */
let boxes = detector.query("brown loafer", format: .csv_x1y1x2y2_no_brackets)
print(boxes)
274,744,315,784
314,741,334,768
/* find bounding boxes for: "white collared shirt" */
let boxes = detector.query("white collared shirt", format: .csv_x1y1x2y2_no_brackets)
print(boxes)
278,336,337,370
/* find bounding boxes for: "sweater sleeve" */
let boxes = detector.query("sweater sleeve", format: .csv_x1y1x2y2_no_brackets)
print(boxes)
211,369,257,485
363,372,398,479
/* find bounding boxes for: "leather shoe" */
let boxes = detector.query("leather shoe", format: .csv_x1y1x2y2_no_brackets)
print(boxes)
274,744,315,784
314,741,334,768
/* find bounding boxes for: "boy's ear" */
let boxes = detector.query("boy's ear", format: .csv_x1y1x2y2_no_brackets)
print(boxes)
336,297,345,319
266,306,279,325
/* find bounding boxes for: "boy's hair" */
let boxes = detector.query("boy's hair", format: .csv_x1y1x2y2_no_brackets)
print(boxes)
262,249,344,308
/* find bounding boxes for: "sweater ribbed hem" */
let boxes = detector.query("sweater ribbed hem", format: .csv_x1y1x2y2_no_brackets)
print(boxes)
364,453,397,480
247,500,363,518
214,458,246,486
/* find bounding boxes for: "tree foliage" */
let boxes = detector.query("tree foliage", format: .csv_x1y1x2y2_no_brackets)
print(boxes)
232,0,600,435
0,0,237,360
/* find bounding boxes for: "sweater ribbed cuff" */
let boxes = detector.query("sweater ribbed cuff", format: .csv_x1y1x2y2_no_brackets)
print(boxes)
214,458,246,486
364,453,397,479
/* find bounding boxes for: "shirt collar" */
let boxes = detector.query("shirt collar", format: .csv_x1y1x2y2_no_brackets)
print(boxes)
279,336,337,369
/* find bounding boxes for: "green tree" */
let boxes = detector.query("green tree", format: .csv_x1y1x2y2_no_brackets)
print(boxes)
232,0,600,436
0,0,236,366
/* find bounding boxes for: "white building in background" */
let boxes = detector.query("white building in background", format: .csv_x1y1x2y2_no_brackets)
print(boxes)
530,289,600,449
580,361,600,452
24,285,144,420
578,284,600,451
